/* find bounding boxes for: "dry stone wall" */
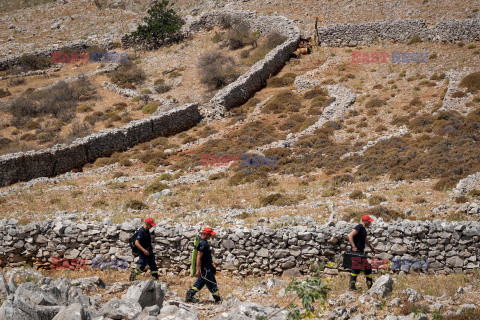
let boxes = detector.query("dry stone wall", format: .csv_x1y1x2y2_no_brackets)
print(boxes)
0,103,200,187
317,19,480,47
184,10,302,118
0,218,478,275
0,39,113,71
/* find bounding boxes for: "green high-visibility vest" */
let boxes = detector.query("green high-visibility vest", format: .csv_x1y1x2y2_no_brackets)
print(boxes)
190,236,200,277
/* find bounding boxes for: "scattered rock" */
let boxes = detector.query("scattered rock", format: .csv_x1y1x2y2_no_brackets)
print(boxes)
367,274,394,298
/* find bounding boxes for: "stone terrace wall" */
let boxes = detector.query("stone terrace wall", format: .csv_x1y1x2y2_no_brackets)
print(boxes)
185,10,302,117
1,218,478,275
0,103,200,187
0,39,113,71
317,19,480,47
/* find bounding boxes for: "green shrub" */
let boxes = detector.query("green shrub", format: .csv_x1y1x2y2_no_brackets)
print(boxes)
141,89,152,94
129,0,183,43
408,35,422,45
144,180,169,194
142,101,160,114
159,173,172,181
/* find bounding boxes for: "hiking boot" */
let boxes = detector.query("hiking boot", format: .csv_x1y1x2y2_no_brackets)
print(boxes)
129,270,136,282
367,280,373,290
213,295,222,303
349,281,357,291
185,291,199,303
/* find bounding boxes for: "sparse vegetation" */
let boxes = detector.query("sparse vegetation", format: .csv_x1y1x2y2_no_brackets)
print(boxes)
198,52,240,90
262,90,302,114
349,190,365,199
459,72,480,93
408,35,422,45
144,179,169,195
109,61,146,86
8,77,95,127
125,199,148,210
267,73,297,87
259,193,297,207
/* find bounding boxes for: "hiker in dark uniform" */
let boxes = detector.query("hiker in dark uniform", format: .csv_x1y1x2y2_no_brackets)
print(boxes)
347,215,376,291
185,227,221,303
129,218,159,281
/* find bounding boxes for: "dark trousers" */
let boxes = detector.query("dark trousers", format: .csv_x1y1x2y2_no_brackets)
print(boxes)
188,267,220,297
134,250,158,278
350,252,372,287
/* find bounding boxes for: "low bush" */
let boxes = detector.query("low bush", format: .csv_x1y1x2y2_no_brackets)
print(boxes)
267,73,297,87
408,35,422,45
18,53,52,72
154,82,171,94
0,89,12,98
369,195,387,205
349,190,365,199
142,101,160,114
125,199,148,210
262,90,302,114
144,180,169,195
113,102,127,111
303,87,328,100
8,77,95,127
321,187,338,197
77,105,93,113
259,193,297,206
468,189,480,197
279,114,308,133
208,172,227,180
223,19,257,50
109,61,146,86
413,196,427,204
365,97,386,108
7,77,26,87
198,51,240,90
459,71,480,93
228,170,262,186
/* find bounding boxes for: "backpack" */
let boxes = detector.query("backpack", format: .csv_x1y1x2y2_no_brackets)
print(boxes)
190,236,200,276
129,230,140,256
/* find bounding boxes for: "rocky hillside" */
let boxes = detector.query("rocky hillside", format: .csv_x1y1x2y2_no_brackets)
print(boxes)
0,0,479,319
